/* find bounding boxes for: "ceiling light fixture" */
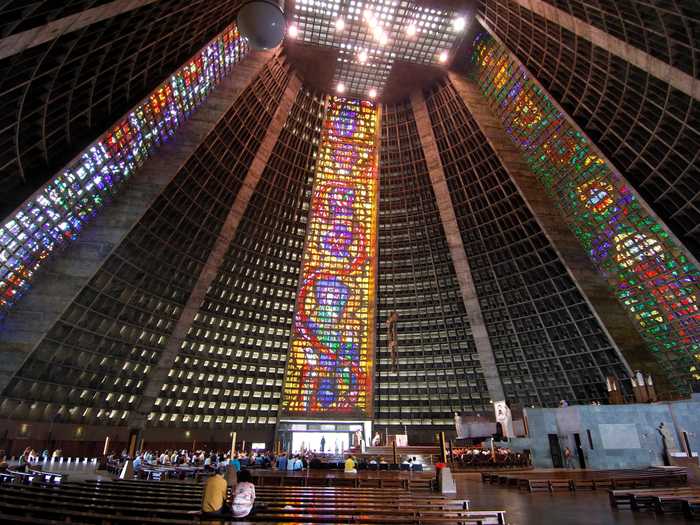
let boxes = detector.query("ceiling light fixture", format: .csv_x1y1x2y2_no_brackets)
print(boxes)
378,33,388,46
358,50,368,64
287,24,298,38
406,23,417,37
452,16,467,32
335,17,345,31
337,83,346,94
438,50,448,63
236,1,285,49
368,88,377,99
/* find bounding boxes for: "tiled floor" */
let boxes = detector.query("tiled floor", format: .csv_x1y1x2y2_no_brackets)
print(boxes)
457,477,691,524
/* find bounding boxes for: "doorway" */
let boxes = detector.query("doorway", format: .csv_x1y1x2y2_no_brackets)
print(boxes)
573,433,586,469
548,434,563,468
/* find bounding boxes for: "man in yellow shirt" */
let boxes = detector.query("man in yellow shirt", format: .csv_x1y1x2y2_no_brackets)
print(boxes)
344,455,357,473
201,468,230,516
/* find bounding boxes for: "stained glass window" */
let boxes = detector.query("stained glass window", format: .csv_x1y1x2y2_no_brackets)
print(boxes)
0,25,248,320
471,33,700,390
282,97,379,418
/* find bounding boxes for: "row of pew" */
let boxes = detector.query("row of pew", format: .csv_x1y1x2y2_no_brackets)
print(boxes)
481,467,688,493
0,468,67,485
610,486,700,518
107,461,425,482
105,460,437,490
0,476,507,524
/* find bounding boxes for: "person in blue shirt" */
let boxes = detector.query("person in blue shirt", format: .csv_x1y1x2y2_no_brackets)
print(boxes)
276,453,288,471
286,455,296,471
230,455,241,472
133,455,143,471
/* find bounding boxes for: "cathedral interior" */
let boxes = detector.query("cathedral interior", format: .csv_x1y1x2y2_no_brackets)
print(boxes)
0,0,698,455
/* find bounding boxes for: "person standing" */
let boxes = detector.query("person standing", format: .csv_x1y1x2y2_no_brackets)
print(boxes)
276,453,287,471
563,447,576,469
320,436,326,453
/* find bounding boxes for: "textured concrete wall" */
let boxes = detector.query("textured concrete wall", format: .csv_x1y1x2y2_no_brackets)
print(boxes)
0,418,276,457
0,50,275,394
499,0,699,100
0,0,159,60
410,92,505,403
447,72,676,395
130,70,303,427
509,398,700,469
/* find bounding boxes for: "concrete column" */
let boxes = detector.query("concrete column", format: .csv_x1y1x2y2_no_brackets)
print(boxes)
0,50,276,394
447,72,673,395
410,91,506,402
0,0,160,60
483,2,699,100
128,72,304,428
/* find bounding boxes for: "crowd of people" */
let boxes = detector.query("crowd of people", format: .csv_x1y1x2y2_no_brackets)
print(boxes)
452,446,531,468
109,447,427,476
108,448,277,472
2,447,63,471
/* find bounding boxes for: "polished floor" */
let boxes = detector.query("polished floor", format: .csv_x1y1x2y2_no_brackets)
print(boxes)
457,477,691,524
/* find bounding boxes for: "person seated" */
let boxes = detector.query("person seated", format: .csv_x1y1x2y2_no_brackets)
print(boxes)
409,456,422,470
344,455,357,474
0,455,8,471
201,467,230,517
132,455,143,471
232,469,256,519
368,457,378,465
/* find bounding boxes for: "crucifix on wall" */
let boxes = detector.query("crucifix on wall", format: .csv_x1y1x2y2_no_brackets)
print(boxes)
387,310,399,370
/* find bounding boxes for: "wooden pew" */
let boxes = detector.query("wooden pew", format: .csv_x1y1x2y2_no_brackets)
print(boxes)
0,479,503,525
483,467,687,494
609,486,700,515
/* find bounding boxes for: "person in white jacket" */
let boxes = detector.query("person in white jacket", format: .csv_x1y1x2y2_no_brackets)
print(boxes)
231,469,256,518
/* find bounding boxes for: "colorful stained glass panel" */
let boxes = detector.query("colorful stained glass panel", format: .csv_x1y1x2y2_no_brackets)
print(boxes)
471,33,700,390
282,97,379,418
0,25,248,320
